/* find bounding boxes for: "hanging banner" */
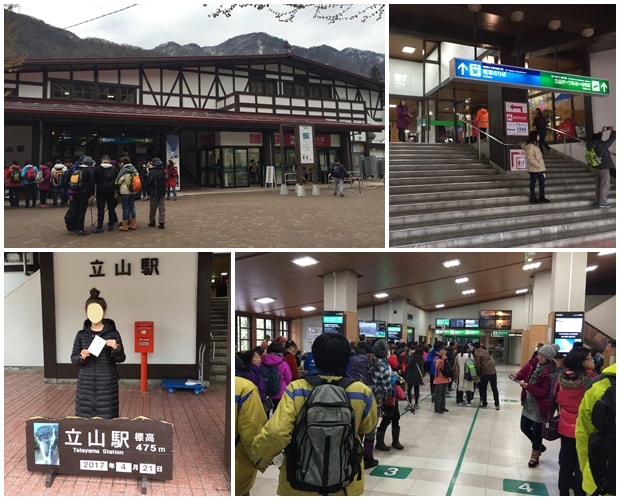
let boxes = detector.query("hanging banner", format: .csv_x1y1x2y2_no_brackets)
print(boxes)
297,125,315,166
166,135,181,191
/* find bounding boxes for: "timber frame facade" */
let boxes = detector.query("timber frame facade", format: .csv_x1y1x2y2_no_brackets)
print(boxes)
5,54,384,188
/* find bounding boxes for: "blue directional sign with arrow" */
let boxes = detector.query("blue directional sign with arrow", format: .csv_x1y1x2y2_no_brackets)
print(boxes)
451,58,609,96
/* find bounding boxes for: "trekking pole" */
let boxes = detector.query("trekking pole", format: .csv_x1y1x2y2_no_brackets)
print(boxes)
90,201,95,228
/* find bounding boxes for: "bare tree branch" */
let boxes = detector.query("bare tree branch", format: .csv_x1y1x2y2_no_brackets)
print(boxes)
203,4,384,23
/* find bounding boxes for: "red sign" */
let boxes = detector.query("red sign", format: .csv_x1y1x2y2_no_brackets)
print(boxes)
274,133,331,147
249,133,262,145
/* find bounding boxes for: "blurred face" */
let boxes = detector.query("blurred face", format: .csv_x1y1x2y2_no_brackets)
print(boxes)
583,355,595,369
86,303,104,324
251,352,261,366
537,353,548,364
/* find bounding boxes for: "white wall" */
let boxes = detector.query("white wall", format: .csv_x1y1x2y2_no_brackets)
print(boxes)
4,253,202,368
589,49,616,160
4,271,44,366
586,295,616,339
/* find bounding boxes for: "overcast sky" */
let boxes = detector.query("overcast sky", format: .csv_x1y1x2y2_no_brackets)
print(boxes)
15,2,385,53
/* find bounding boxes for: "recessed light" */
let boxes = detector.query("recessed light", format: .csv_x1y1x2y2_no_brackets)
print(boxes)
374,292,389,299
462,289,476,295
586,265,599,272
254,297,275,304
436,304,445,308
455,277,469,284
402,46,416,54
292,256,319,267
443,259,460,268
522,262,542,271
597,250,615,256
515,288,529,294
301,306,316,312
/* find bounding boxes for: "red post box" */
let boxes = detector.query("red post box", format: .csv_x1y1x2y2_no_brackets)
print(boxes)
134,321,154,393
134,321,154,353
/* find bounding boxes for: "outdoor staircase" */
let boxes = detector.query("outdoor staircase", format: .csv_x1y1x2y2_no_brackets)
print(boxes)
389,143,616,247
209,296,229,381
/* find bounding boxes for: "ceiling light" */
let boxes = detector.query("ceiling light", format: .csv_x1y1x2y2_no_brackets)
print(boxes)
402,46,415,54
467,5,482,13
443,259,460,268
548,19,562,31
436,304,445,309
455,277,469,284
254,297,275,304
301,306,316,312
510,10,524,23
462,289,476,295
597,250,615,256
292,256,319,267
522,262,542,271
374,292,389,299
586,265,599,272
581,27,595,38
515,288,529,294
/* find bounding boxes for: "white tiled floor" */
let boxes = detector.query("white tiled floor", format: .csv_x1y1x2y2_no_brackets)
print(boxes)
249,363,562,496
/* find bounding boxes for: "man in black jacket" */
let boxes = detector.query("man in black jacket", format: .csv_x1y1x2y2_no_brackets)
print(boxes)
92,155,119,233
147,158,167,229
70,156,96,236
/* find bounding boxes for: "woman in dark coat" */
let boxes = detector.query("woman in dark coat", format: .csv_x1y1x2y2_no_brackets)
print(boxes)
70,288,126,419
405,346,425,409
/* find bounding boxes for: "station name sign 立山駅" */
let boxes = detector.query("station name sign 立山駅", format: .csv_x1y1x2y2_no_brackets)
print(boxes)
451,58,610,96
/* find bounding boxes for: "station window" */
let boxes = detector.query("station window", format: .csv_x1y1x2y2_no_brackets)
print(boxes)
278,319,290,339
256,317,274,346
236,314,251,352
50,80,136,104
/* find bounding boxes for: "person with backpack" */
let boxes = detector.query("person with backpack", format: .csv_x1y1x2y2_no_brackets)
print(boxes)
249,332,377,496
331,158,348,197
455,344,476,407
92,155,119,233
426,343,439,401
4,161,23,208
235,354,268,496
68,156,96,236
115,155,139,232
146,158,167,230
20,162,39,208
373,339,404,452
50,159,67,207
575,362,615,496
36,161,52,208
165,159,178,200
238,349,271,417
555,347,597,495
509,344,557,468
474,342,501,410
586,126,615,208
404,346,426,410
433,345,452,414
260,343,292,412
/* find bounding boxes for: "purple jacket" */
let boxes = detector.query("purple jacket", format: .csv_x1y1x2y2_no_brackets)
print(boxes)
37,164,52,191
244,363,267,400
396,104,410,129
261,353,292,399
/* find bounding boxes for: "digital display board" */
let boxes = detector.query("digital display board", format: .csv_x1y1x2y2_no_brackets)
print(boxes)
465,319,479,328
387,323,402,341
554,311,584,353
358,320,378,337
376,321,386,338
449,318,465,328
435,318,450,328
322,310,345,335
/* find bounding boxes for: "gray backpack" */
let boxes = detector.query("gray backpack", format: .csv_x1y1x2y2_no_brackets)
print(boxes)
285,375,362,494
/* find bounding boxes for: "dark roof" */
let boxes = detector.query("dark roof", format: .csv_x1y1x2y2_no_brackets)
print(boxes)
4,98,385,132
12,53,384,91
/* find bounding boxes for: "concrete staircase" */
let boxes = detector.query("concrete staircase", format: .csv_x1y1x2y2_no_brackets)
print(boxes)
389,143,616,248
209,296,229,381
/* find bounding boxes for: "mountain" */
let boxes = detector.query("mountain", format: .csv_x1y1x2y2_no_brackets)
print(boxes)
6,11,384,79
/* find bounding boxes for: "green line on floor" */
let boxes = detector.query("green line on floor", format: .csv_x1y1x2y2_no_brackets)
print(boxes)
445,402,480,496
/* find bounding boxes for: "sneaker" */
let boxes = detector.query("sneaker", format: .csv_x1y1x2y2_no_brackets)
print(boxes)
75,230,88,236
495,405,500,411
596,202,612,208
458,402,465,406
91,227,104,234
466,402,471,407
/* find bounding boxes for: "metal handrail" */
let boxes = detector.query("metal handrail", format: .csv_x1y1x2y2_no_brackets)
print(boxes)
462,118,510,160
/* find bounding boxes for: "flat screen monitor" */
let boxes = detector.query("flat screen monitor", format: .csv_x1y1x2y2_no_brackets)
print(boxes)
480,318,496,329
449,318,465,328
387,323,402,341
554,312,584,353
465,319,479,328
358,320,378,337
323,310,345,335
376,321,386,338
435,318,450,328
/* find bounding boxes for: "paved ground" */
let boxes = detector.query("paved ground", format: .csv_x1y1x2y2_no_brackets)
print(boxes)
4,368,229,496
4,181,385,248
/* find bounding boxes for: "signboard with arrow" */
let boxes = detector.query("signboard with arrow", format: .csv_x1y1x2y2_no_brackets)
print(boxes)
451,58,610,96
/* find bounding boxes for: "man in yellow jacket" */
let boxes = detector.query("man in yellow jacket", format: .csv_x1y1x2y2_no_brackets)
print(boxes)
235,364,267,495
249,333,378,496
575,363,615,495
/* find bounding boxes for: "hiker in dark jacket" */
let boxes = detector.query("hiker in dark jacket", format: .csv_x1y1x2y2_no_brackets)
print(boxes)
70,288,126,419
587,126,616,208
147,158,167,229
93,155,119,232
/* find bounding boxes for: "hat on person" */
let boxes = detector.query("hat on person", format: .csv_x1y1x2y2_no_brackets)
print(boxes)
153,160,164,168
373,339,388,358
537,344,557,361
82,156,94,165
267,343,284,354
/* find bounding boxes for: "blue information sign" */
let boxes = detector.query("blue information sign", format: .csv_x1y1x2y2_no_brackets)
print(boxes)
451,58,610,96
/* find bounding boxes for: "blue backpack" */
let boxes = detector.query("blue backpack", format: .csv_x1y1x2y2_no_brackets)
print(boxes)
263,361,282,396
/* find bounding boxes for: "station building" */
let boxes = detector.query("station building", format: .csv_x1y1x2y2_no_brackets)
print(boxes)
4,53,385,189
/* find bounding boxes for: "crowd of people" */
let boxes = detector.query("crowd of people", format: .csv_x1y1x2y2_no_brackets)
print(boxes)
236,333,615,496
4,155,179,235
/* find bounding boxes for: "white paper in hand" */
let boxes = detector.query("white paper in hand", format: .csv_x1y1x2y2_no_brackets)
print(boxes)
88,335,106,357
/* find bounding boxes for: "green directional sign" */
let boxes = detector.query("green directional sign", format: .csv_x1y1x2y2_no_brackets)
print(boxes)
370,465,413,479
503,479,549,495
452,58,610,96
